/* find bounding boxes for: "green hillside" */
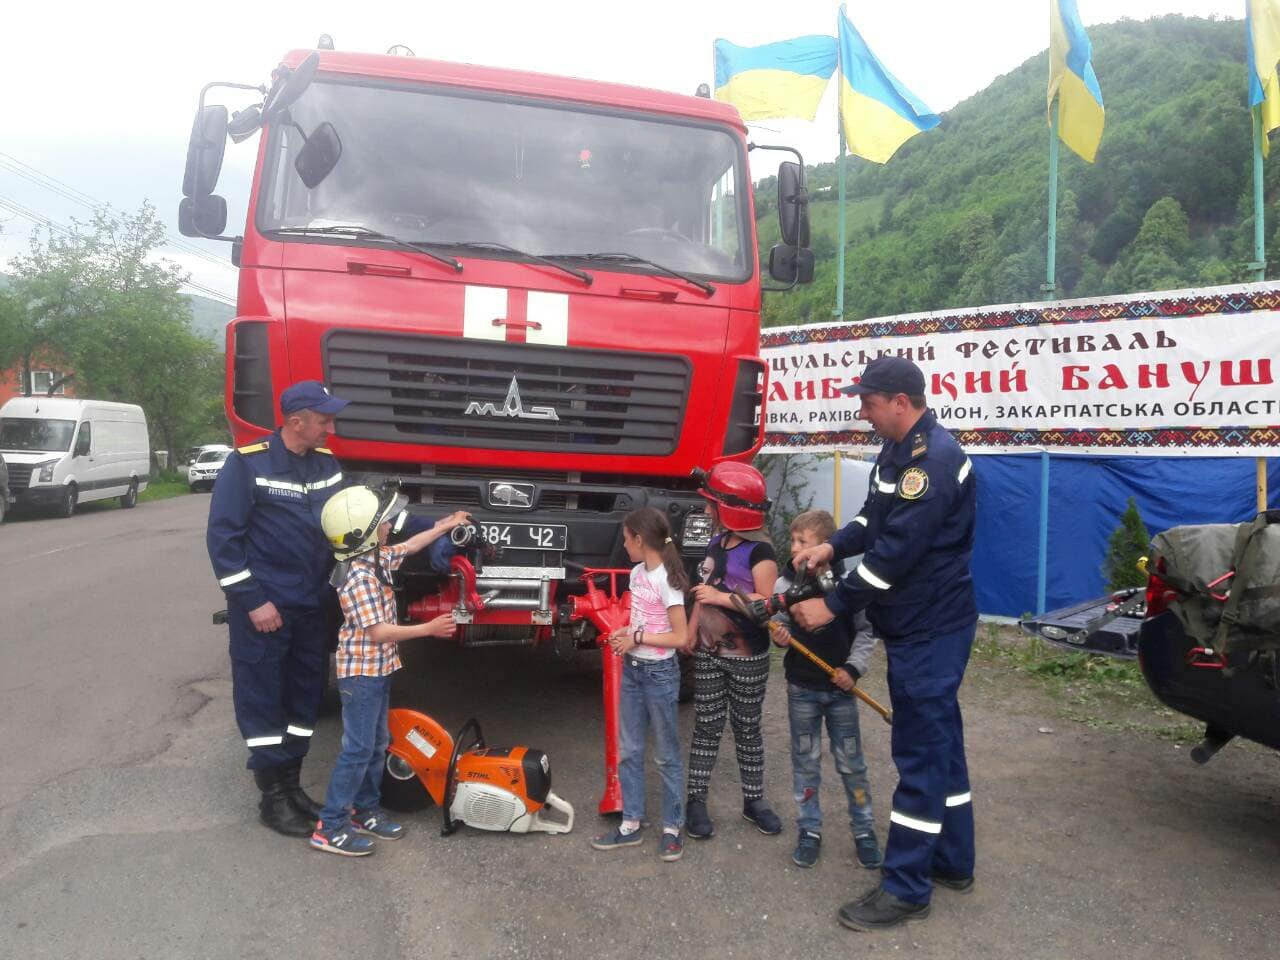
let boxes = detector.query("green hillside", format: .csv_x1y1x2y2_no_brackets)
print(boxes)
759,15,1271,327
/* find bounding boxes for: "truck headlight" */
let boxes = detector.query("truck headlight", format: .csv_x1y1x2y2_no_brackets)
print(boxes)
38,460,57,482
681,511,713,550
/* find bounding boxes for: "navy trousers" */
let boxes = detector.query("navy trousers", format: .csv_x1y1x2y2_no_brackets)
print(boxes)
880,622,976,904
227,600,329,770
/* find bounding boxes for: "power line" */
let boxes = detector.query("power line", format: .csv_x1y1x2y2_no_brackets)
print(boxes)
0,150,236,272
0,194,235,307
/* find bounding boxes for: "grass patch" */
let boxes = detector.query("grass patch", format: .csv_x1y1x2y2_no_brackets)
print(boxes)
971,621,1203,743
139,478,189,502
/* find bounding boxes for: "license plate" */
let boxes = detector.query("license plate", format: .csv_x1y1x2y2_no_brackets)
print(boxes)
477,522,568,551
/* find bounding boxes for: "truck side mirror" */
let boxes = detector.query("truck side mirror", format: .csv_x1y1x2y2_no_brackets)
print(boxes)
182,105,229,199
777,161,810,249
178,194,228,238
73,432,90,458
768,244,815,284
295,122,343,189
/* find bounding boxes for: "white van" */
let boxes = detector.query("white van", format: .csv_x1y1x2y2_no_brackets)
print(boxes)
0,397,150,517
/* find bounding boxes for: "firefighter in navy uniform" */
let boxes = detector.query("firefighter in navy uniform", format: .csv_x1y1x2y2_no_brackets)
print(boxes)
791,356,978,932
207,380,352,837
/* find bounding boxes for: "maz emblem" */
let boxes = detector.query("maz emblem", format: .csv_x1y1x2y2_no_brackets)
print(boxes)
464,377,559,421
489,482,534,508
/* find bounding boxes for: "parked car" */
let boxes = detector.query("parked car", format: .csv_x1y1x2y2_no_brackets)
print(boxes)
0,452,9,524
188,446,232,492
0,396,150,517
1021,512,1280,763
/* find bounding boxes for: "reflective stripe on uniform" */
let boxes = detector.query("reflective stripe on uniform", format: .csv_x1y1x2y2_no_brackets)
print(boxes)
946,791,972,807
286,725,314,738
256,477,306,493
246,735,284,747
890,810,943,834
219,569,252,587
308,472,343,491
957,459,972,484
255,474,343,494
856,562,892,590
876,477,897,494
853,515,868,527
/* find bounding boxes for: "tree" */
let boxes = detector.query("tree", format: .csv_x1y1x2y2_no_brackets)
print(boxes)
1104,498,1151,591
5,203,224,461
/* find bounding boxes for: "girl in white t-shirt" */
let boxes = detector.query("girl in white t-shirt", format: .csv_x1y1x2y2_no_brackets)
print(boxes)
590,507,690,862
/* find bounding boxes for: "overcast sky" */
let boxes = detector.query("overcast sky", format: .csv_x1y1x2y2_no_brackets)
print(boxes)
0,0,1245,301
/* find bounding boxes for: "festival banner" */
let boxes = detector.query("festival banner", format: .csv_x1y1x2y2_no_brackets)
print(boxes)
760,283,1280,456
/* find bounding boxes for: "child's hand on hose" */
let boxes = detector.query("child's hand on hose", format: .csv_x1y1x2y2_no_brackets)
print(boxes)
423,613,457,639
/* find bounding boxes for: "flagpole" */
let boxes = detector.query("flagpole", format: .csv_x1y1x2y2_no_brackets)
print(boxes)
1043,100,1060,299
1036,102,1059,615
1253,104,1267,282
834,3,847,320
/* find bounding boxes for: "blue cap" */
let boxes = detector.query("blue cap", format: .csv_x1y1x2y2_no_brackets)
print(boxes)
280,380,349,415
840,356,926,397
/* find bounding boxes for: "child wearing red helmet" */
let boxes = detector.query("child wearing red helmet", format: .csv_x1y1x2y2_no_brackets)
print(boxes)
684,461,783,840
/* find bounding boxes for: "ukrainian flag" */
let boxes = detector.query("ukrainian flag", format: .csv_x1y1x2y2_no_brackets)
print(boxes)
1248,0,1280,158
713,36,838,122
836,10,939,165
1048,0,1105,163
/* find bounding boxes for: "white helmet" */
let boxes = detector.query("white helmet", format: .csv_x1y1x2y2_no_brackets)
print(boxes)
321,484,409,560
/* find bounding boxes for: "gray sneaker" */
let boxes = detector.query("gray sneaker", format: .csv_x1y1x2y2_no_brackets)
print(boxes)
792,829,822,867
854,831,883,869
659,832,684,862
590,826,643,851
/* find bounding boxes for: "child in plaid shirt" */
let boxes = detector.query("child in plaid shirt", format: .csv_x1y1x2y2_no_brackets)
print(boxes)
312,485,470,856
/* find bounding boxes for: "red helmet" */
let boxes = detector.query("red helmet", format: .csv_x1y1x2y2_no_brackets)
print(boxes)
697,462,771,532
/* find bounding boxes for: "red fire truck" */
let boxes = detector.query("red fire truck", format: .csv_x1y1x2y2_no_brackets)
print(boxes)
181,46,812,811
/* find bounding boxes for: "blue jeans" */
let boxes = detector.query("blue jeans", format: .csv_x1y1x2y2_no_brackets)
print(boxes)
317,674,394,830
618,655,685,830
787,683,875,836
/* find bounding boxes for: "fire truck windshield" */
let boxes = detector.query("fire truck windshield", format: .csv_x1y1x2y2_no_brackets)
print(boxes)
258,79,751,282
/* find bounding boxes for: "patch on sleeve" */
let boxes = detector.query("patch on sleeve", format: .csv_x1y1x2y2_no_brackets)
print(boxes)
896,466,929,500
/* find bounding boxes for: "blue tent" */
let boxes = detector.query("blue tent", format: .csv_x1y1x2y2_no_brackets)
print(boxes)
972,456,1280,617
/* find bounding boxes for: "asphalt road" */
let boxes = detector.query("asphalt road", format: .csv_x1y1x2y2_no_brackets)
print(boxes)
1,495,1277,960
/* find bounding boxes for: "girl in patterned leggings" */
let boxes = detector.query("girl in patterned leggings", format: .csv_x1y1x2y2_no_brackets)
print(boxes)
685,462,782,839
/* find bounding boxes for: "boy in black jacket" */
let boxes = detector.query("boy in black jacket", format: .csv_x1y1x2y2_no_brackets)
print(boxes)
772,510,882,870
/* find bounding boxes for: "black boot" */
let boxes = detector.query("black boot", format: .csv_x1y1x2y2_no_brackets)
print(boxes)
742,798,782,835
837,887,931,931
280,760,322,820
686,797,715,839
253,767,316,838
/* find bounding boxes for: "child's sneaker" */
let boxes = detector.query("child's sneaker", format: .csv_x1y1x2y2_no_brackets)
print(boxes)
742,798,782,835
590,825,644,851
855,831,884,868
685,798,714,839
352,809,404,841
310,821,375,857
659,832,684,862
792,829,822,867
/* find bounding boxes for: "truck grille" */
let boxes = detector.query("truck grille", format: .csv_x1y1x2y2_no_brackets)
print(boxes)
7,463,33,493
324,330,690,455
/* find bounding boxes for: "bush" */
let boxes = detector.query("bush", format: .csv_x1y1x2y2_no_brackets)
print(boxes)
1104,498,1151,591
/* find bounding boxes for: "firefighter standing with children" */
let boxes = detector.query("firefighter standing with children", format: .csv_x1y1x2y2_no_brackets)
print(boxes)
791,355,979,932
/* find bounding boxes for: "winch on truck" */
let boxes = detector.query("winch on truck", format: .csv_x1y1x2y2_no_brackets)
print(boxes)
180,41,813,813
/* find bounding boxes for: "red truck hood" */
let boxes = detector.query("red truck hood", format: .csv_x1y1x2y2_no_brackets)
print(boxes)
276,252,750,476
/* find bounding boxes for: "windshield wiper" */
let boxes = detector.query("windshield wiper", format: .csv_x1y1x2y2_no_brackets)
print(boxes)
442,241,592,286
543,252,714,296
267,225,462,272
